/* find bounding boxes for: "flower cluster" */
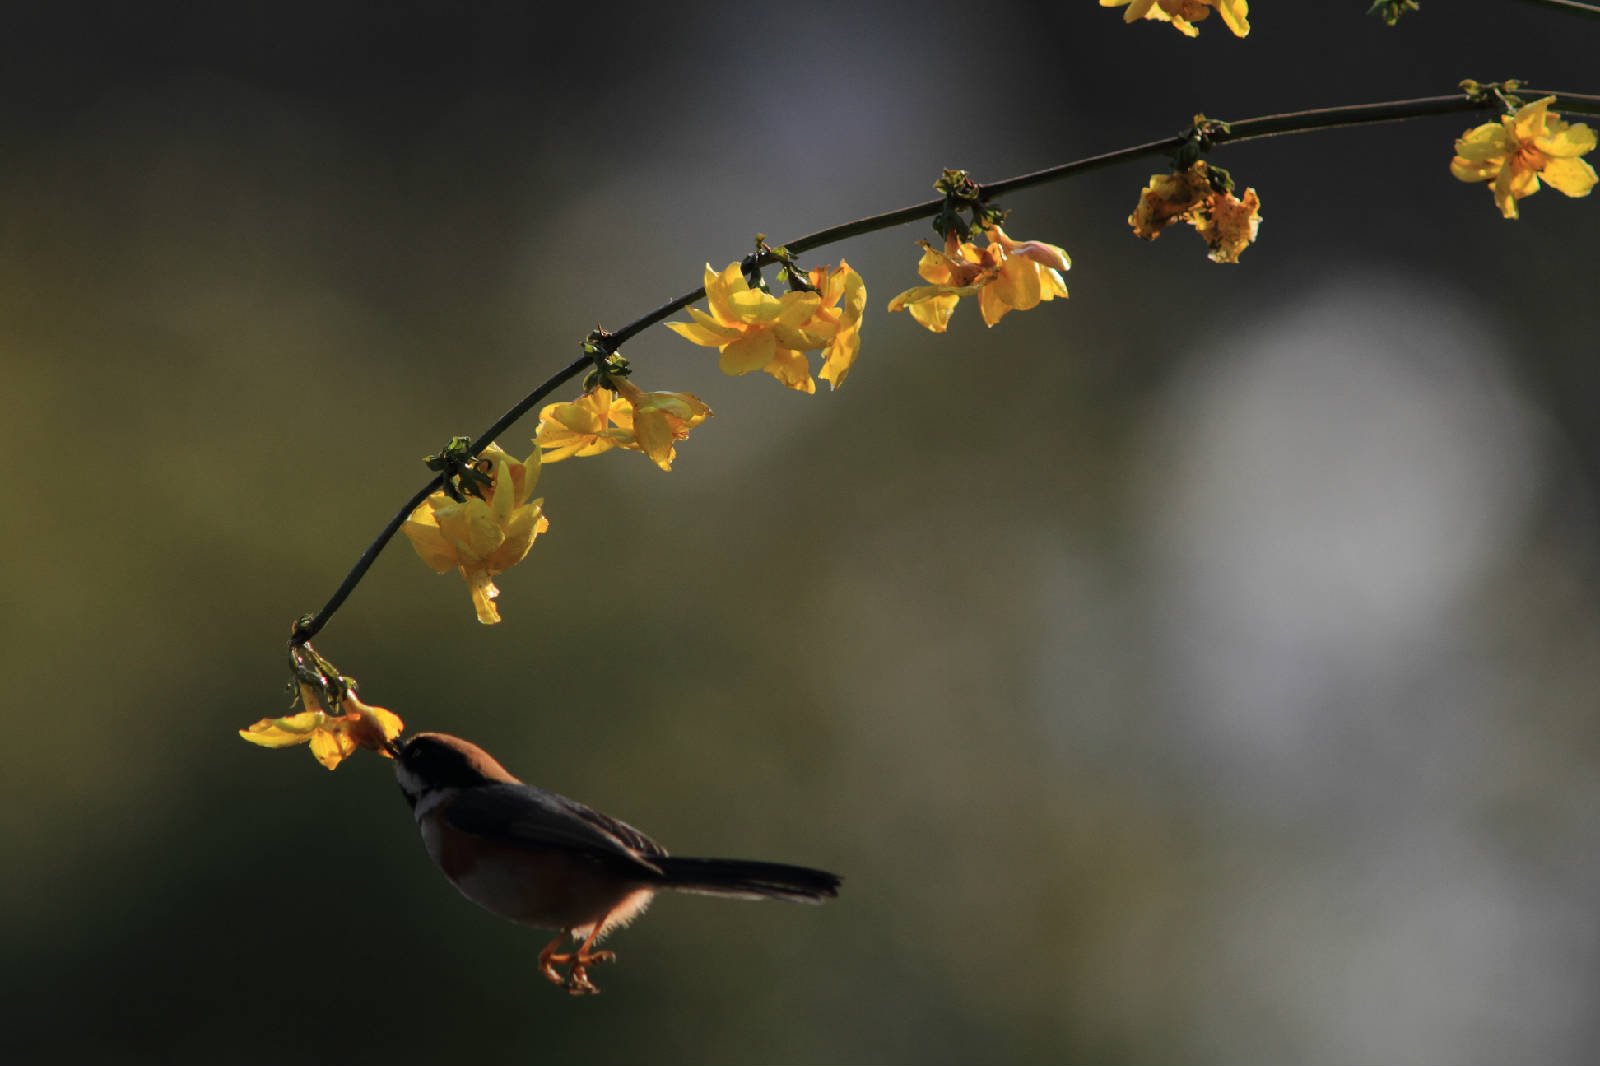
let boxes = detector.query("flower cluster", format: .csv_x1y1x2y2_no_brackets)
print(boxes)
401,443,549,625
1129,161,1262,263
1450,96,1597,219
887,227,1071,333
1101,0,1249,37
240,685,404,770
666,261,866,393
537,379,712,472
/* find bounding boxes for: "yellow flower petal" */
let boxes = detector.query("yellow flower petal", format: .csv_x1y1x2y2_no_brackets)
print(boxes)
703,262,743,324
1449,154,1502,183
991,230,1072,274
818,328,860,390
1199,187,1263,263
342,695,405,755
399,511,459,574
309,726,358,770
1492,167,1521,218
719,328,778,376
889,285,966,333
489,499,547,571
445,497,508,561
1452,126,1510,163
664,312,740,348
1215,0,1249,36
1541,122,1598,159
1541,156,1598,199
468,570,502,625
763,347,817,394
977,283,1010,327
989,257,1043,316
238,711,326,748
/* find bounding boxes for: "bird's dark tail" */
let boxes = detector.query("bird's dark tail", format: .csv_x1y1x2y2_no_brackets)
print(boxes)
655,857,841,903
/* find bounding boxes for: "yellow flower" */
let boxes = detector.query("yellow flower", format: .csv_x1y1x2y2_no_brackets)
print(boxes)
610,379,713,471
1129,165,1213,240
240,686,404,770
1100,0,1249,37
401,442,549,624
536,389,633,462
1128,161,1262,263
983,228,1074,324
1194,187,1262,263
887,226,1069,332
537,383,713,471
666,261,867,394
886,239,984,333
1450,96,1598,219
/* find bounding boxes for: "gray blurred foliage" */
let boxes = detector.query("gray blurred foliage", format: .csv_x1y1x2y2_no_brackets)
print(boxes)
3,2,1599,1063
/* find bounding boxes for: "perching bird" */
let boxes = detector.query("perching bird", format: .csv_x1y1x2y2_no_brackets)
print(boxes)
392,731,841,993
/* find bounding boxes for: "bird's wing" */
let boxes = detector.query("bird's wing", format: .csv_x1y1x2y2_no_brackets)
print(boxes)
440,783,668,874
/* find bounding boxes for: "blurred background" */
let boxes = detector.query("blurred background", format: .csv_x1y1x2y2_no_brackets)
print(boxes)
4,2,1599,1062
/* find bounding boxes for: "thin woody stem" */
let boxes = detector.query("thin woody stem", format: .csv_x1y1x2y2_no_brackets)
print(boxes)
1520,89,1600,112
1513,0,1600,20
288,87,1592,646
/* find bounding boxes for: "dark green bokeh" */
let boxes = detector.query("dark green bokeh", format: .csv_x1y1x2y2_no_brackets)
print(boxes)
4,3,1599,1062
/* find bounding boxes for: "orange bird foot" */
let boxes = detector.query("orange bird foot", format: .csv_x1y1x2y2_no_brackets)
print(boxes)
538,931,616,994
563,950,616,995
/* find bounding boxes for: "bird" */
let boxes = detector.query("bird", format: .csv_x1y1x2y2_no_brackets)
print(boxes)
391,731,841,994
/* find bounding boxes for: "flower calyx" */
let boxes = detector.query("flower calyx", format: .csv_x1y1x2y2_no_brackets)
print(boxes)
1460,79,1526,115
424,436,493,503
580,329,630,393
1368,0,1420,26
932,169,1007,245
1173,114,1233,172
751,236,818,296
288,640,354,718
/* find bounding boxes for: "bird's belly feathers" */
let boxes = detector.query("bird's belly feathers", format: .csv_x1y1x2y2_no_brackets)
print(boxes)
421,814,655,935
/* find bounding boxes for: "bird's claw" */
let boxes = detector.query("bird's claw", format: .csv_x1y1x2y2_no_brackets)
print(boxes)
563,950,615,995
538,926,619,995
539,952,571,987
